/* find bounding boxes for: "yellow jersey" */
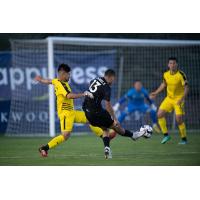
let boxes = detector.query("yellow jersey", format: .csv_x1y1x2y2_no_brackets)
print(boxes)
52,78,74,117
163,70,188,99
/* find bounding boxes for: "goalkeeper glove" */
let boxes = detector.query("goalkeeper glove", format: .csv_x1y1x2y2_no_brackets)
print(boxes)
150,104,157,111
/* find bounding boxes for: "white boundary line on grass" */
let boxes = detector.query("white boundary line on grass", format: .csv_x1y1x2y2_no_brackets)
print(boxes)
0,151,199,159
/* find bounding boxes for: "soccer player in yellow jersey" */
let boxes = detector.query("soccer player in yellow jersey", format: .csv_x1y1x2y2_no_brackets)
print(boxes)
35,64,108,157
150,57,189,144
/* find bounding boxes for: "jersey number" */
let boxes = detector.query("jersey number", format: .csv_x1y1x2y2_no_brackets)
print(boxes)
89,80,101,93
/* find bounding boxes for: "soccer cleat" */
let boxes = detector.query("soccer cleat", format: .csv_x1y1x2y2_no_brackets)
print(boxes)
38,145,48,157
161,135,171,144
178,140,187,145
104,147,112,159
132,130,145,140
153,124,161,133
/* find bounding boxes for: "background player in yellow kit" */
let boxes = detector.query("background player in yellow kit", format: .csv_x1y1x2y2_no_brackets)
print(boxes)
35,64,108,157
150,57,189,144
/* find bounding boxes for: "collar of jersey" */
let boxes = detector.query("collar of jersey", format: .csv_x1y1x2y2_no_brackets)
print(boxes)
58,79,68,84
169,69,179,75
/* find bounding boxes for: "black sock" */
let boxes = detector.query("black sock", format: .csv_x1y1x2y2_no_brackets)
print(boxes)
42,144,49,151
164,133,168,137
123,130,133,138
182,137,187,141
103,136,110,147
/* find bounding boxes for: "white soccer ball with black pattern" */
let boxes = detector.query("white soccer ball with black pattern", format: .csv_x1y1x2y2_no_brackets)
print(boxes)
140,125,153,138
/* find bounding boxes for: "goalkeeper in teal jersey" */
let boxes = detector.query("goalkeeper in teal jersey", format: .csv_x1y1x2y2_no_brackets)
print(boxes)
113,81,160,133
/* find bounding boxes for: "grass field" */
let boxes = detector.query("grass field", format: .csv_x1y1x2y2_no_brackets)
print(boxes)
0,133,200,166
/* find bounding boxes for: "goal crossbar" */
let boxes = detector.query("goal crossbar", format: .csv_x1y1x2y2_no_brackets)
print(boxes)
47,37,200,46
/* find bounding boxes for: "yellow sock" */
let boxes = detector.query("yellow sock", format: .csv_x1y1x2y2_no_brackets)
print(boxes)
178,123,187,138
48,135,65,149
89,125,103,137
158,117,168,134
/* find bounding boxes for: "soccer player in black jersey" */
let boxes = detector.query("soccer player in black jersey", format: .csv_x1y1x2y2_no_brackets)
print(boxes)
83,69,150,159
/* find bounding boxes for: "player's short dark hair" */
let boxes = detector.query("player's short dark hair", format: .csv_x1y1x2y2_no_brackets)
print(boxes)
104,69,116,77
58,63,71,73
168,57,177,63
134,80,141,83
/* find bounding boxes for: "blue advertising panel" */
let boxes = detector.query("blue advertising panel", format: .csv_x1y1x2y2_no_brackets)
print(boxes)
0,52,12,134
0,51,118,134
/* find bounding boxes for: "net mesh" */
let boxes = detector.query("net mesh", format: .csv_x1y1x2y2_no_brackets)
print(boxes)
6,40,49,136
6,38,200,136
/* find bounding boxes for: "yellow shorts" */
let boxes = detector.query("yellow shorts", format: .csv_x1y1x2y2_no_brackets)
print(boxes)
59,110,87,132
159,96,185,115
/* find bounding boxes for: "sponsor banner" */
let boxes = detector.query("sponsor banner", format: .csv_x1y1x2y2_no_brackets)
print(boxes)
0,51,117,134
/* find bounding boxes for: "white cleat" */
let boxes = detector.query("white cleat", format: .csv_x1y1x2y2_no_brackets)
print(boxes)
104,147,112,159
132,130,145,140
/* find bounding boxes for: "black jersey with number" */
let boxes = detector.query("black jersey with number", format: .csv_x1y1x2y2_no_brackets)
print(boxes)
82,77,111,112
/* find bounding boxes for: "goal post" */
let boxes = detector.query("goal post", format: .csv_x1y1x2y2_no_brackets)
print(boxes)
6,37,200,137
47,38,56,137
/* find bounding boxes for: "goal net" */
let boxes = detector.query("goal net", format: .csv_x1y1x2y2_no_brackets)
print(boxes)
6,37,200,137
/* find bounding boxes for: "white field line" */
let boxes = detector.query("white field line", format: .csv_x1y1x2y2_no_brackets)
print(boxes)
0,151,199,159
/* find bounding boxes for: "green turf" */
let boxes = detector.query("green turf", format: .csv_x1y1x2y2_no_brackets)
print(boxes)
0,133,200,166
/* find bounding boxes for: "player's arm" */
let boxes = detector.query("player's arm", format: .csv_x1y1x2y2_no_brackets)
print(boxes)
113,89,131,111
150,80,166,99
113,95,127,111
182,84,189,100
105,100,118,122
104,88,118,123
66,91,93,99
34,75,52,85
143,89,157,111
143,88,153,105
55,80,94,100
177,76,189,105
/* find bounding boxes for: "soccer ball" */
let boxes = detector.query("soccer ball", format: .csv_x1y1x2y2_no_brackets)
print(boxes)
140,125,153,138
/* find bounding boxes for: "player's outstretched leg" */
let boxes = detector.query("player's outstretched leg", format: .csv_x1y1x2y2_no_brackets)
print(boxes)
38,132,69,157
110,122,148,140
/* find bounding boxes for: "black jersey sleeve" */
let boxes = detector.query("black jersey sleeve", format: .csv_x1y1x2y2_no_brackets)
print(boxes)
103,86,111,101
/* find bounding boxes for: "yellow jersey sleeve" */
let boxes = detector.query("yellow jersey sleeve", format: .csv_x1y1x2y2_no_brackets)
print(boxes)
52,79,70,97
52,78,57,85
179,71,188,86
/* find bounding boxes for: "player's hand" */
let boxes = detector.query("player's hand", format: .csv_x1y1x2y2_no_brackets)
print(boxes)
176,98,184,105
150,92,157,99
150,104,157,111
34,75,42,82
84,91,94,99
113,103,120,112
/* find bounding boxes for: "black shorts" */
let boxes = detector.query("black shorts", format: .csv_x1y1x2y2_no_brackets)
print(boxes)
84,109,114,128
